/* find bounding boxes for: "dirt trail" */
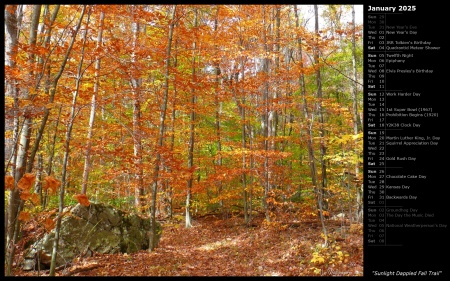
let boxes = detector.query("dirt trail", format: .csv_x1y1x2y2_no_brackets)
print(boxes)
12,215,363,276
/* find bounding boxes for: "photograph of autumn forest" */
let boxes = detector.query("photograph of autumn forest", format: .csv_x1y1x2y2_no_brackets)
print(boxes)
4,4,363,276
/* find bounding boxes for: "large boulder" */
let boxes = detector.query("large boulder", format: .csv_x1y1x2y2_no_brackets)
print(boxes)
22,203,162,270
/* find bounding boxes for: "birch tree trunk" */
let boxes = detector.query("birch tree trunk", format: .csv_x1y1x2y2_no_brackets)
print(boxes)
4,4,22,177
273,5,281,150
130,6,145,212
4,5,23,276
81,10,104,195
186,7,198,229
6,5,41,276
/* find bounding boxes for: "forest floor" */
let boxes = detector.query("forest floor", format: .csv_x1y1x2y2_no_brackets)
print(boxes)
11,213,363,277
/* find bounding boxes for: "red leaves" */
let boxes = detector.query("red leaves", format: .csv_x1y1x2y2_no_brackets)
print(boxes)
73,194,90,206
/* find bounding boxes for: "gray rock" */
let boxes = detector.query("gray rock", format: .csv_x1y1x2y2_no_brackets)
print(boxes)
22,203,161,270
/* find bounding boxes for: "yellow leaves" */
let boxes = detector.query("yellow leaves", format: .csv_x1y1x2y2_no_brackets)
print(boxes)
17,173,36,191
311,240,352,271
44,102,56,109
311,267,322,275
43,176,61,194
5,175,15,190
310,252,325,265
349,223,363,235
329,133,362,145
5,96,15,108
352,132,363,140
4,130,14,139
20,99,32,108
73,193,90,207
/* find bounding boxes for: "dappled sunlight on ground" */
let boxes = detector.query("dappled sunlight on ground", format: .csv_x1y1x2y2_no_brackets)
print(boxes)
12,214,363,276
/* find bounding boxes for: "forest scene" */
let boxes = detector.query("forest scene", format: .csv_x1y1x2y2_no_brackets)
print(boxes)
4,4,363,276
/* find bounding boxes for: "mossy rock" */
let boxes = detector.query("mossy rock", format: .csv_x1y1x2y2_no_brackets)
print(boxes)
22,202,162,271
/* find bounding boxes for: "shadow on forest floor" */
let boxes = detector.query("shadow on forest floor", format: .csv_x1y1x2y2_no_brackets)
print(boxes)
11,213,363,276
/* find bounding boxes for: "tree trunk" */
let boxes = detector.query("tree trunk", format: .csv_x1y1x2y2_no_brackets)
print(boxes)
351,5,363,223
49,6,88,275
294,4,318,209
237,56,249,225
4,4,22,177
186,7,198,229
81,10,104,195
232,9,250,225
273,5,281,151
26,5,60,174
35,154,43,204
165,36,179,219
149,5,177,250
213,6,224,216
130,6,145,212
5,6,21,275
314,5,328,247
241,72,249,225
44,105,62,209
248,125,254,223
261,5,272,222
5,5,41,276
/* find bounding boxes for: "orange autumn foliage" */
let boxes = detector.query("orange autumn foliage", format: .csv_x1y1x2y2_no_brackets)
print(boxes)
321,210,331,219
4,175,14,190
20,190,32,201
73,194,90,206
17,173,36,191
44,217,56,232
43,176,61,194
18,211,30,222
30,193,40,205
